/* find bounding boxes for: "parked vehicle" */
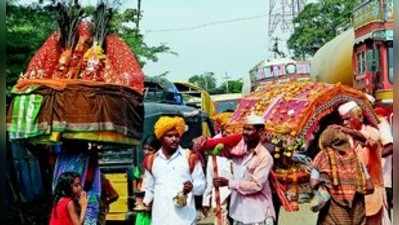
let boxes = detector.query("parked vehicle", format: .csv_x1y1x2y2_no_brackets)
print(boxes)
311,0,394,113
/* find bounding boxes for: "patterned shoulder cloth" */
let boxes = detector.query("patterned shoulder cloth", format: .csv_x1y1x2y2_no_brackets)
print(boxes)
143,149,202,174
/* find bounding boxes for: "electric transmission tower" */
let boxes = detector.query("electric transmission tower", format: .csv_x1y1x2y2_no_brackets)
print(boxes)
267,0,306,38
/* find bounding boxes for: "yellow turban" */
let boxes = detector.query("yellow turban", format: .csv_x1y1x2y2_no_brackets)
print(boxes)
154,116,187,140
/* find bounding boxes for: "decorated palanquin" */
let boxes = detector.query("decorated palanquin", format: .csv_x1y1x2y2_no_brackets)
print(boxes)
7,6,144,145
228,78,378,211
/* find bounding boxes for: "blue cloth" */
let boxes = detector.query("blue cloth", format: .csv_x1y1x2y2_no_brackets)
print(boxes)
10,142,44,202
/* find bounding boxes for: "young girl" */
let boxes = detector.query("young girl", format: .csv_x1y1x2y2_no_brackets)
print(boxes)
49,171,88,225
133,135,160,225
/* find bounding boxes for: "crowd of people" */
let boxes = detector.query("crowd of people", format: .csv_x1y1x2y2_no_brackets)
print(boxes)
49,100,393,225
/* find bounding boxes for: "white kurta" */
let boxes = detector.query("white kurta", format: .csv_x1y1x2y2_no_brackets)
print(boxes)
202,155,233,208
377,117,394,188
143,147,206,225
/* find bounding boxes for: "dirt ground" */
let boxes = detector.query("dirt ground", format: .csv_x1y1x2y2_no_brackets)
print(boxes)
198,203,318,225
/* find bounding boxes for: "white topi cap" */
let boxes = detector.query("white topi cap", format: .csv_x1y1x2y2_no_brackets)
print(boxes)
338,101,360,116
245,114,265,125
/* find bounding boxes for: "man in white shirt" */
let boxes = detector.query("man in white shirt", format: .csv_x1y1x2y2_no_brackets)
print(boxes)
202,113,234,225
202,154,233,225
142,116,206,225
374,107,394,217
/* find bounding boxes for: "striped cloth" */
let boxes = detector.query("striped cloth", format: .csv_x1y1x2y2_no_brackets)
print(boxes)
8,93,47,139
317,193,366,225
312,148,366,207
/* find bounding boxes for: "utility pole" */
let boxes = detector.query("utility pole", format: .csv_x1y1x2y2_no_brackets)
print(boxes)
267,0,306,55
205,74,208,91
202,73,208,91
136,0,142,32
268,0,306,37
223,72,230,93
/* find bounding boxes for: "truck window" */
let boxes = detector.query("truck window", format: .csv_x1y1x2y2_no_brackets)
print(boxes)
366,49,379,72
357,51,366,75
216,100,238,113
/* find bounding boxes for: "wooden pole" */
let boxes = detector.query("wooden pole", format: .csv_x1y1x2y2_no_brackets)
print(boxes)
211,144,225,225
212,155,223,225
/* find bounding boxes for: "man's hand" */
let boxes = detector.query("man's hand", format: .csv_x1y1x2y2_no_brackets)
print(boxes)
192,136,207,152
213,177,229,188
366,139,379,149
143,201,152,208
201,206,210,217
365,178,374,195
183,181,193,194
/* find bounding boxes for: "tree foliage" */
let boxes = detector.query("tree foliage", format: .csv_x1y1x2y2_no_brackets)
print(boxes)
188,73,242,94
188,73,217,91
7,3,56,91
287,0,358,58
6,1,174,91
211,79,243,94
224,79,243,93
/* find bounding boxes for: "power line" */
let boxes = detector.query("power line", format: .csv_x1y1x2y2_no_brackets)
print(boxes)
145,14,267,33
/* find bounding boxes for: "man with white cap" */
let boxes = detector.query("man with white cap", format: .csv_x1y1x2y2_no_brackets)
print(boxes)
213,114,275,225
337,101,391,225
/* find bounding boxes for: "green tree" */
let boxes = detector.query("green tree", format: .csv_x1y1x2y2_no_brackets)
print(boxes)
7,3,56,92
287,0,358,58
6,1,174,91
225,79,243,93
188,72,217,91
210,79,243,94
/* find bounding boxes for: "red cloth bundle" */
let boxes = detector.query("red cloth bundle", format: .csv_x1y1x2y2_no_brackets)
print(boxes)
202,134,242,150
24,32,62,79
105,34,144,94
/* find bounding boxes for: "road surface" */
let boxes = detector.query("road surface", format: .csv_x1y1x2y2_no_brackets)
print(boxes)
198,203,318,225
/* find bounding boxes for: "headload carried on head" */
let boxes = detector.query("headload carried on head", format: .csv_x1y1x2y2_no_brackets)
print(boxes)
318,126,350,151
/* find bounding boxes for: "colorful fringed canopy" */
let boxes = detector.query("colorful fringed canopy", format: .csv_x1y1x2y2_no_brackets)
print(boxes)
228,78,378,146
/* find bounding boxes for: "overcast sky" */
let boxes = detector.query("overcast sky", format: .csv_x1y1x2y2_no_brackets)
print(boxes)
125,0,276,83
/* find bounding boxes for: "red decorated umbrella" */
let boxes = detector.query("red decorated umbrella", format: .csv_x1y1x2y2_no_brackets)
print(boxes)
224,78,379,211
228,78,378,145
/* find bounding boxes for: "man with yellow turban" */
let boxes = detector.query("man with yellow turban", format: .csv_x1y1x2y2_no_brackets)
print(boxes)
142,116,206,225
153,116,187,140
